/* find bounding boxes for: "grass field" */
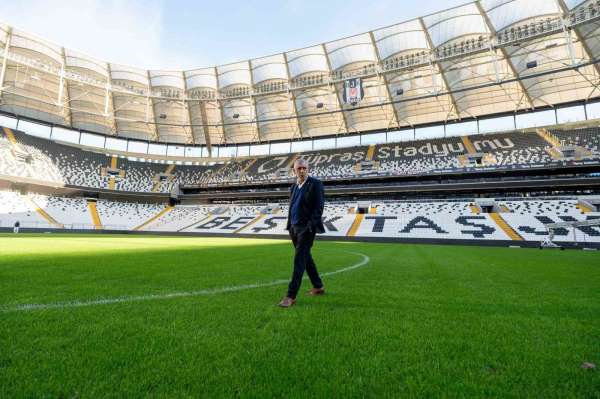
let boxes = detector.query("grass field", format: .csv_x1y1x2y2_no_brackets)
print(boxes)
1,233,599,398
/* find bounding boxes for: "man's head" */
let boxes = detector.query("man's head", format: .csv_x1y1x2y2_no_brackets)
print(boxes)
293,158,309,183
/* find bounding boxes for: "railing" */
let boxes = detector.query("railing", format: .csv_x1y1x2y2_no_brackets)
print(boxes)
69,223,101,230
152,88,184,100
381,51,430,73
496,17,563,47
0,220,56,229
0,220,127,230
111,80,148,96
219,86,251,99
253,81,289,95
102,224,129,230
330,63,378,82
435,36,488,62
290,73,327,90
570,1,600,27
188,88,217,101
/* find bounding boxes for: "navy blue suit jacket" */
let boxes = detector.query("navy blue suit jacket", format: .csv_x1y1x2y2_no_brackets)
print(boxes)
286,176,325,234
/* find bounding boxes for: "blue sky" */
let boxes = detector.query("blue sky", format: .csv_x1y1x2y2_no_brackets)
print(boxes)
0,0,467,69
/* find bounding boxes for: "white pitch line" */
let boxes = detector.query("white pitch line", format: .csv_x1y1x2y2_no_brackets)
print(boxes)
0,251,370,313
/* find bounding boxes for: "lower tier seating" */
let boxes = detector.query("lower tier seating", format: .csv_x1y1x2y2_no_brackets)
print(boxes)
1,190,598,243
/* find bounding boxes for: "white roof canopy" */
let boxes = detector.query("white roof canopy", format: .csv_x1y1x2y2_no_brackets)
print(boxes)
1,0,599,145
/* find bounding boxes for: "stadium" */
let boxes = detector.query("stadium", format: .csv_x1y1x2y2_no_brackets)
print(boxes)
1,0,599,397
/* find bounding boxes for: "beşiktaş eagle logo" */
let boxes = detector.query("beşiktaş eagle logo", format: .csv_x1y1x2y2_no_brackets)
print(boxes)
343,78,364,105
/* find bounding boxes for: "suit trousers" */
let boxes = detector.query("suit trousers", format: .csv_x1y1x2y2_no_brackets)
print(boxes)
287,224,323,299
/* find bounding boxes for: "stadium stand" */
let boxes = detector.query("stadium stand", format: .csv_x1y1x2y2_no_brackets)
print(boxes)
2,189,598,244
173,165,212,187
240,154,295,183
301,147,368,179
0,130,65,185
1,128,106,188
114,159,174,193
0,191,48,228
29,194,91,229
141,205,213,232
202,159,259,186
1,125,599,194
550,127,600,154
16,130,109,188
499,199,600,242
359,201,511,240
95,200,165,230
468,131,552,167
374,137,465,175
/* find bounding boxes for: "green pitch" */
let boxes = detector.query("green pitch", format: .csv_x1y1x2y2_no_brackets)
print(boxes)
1,234,599,398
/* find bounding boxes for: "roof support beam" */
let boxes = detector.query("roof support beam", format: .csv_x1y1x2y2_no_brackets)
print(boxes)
368,31,400,130
282,52,303,139
104,63,118,135
418,17,461,121
215,66,227,150
198,100,212,151
556,0,600,101
183,74,212,150
0,27,12,101
321,43,350,134
248,60,260,142
58,47,72,127
146,71,159,141
181,71,195,145
556,0,600,78
475,0,534,111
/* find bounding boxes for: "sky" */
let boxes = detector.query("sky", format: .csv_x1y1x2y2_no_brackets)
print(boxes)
0,0,468,70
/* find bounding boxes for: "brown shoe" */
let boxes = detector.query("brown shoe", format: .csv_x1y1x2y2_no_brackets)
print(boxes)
307,287,325,296
278,297,296,308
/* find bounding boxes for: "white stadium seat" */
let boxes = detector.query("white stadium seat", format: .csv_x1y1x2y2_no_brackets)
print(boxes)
3,190,598,243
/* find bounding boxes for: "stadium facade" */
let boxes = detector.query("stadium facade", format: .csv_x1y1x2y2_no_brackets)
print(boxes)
0,0,599,248
0,1,599,152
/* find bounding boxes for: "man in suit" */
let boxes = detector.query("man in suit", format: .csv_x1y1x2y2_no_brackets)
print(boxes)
278,158,326,308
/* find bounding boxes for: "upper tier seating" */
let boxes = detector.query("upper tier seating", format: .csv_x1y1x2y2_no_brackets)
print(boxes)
374,137,465,175
1,125,598,192
302,147,368,179
469,132,552,166
13,131,107,188
115,160,171,193
0,133,65,184
550,127,600,154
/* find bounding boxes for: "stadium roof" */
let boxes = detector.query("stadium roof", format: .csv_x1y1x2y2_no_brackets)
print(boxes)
0,0,599,148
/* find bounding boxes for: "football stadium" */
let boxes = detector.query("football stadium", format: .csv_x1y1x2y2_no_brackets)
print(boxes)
1,0,600,397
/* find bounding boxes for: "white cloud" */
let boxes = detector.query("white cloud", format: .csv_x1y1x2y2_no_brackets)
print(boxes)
0,0,177,69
